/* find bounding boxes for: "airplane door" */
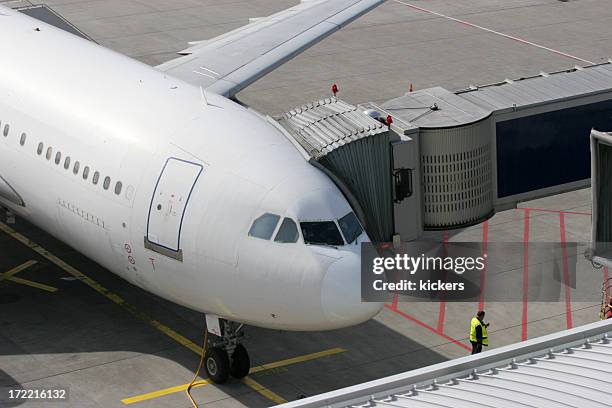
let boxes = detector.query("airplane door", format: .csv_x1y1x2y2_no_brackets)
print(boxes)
145,158,204,261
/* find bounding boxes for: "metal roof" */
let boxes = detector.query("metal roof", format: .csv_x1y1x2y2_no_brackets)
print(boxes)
277,320,612,408
380,87,490,128
277,97,387,159
458,62,612,112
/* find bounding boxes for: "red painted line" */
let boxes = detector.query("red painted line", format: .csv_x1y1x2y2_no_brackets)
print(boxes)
437,230,449,334
478,220,489,311
392,292,399,310
392,0,595,65
385,304,471,351
604,267,610,299
519,207,591,216
559,212,573,329
522,209,530,341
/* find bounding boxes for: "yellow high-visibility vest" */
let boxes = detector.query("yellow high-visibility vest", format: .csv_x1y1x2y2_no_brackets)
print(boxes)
469,317,488,346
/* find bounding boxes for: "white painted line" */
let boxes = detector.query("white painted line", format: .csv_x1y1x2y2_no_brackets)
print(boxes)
393,0,595,65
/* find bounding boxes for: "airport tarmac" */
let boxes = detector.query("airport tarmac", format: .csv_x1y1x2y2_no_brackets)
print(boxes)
0,189,604,408
1,0,611,407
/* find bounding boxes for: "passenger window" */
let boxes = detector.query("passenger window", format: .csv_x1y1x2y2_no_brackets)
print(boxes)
64,156,71,170
248,213,280,240
46,147,52,160
114,181,122,195
300,221,344,246
19,133,26,146
274,218,299,243
103,176,111,190
37,142,43,155
3,124,8,137
83,166,90,180
338,212,363,244
73,161,80,175
54,151,61,165
92,171,100,185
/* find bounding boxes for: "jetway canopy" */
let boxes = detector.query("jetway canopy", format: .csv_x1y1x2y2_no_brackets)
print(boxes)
277,320,612,408
276,98,396,242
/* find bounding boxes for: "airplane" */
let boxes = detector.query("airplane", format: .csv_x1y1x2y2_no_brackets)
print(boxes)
0,1,385,383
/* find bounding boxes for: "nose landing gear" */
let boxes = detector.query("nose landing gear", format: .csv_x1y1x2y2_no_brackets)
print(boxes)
204,317,251,384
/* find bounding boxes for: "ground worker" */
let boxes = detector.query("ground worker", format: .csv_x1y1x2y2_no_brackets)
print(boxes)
469,310,489,354
605,298,612,319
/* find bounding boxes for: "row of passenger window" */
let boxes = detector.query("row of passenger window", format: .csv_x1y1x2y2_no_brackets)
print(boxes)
1,120,123,196
248,211,363,246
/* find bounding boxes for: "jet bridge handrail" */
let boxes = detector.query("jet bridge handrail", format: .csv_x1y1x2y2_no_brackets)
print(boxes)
276,319,612,408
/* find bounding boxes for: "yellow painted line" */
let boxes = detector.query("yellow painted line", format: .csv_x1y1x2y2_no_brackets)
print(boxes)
252,347,347,372
5,276,58,292
121,347,347,405
1,260,57,292
241,377,287,405
0,260,38,281
0,221,202,356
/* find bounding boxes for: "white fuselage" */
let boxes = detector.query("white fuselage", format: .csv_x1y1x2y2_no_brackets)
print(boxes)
0,6,381,331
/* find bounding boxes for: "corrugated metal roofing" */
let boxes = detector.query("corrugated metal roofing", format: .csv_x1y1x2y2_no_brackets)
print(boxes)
278,320,612,408
380,87,490,128
459,62,612,111
277,97,387,159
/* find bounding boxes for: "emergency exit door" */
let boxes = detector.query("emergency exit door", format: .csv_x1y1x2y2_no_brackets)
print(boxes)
145,158,204,261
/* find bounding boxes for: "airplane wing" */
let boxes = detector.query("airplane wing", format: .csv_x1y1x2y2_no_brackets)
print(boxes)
155,0,385,98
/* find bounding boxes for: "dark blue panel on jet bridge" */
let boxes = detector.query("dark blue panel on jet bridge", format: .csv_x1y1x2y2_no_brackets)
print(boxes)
496,99,612,198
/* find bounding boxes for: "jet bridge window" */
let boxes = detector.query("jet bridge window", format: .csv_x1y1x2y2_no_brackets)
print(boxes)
274,218,299,243
338,212,363,244
300,221,344,246
248,213,280,240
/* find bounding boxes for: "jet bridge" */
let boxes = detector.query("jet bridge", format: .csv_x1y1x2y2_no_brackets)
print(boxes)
276,62,612,241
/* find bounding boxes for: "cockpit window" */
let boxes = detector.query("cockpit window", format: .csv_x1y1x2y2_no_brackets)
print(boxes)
248,213,280,240
274,218,299,243
338,212,363,244
300,221,344,246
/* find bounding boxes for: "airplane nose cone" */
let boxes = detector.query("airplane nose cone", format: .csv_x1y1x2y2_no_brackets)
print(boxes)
320,254,383,328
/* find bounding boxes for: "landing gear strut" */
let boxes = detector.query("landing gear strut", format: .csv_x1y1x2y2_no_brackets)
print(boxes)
204,317,250,384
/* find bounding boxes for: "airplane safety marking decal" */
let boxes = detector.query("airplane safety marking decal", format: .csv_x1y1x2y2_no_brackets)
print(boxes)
121,347,347,405
0,260,57,292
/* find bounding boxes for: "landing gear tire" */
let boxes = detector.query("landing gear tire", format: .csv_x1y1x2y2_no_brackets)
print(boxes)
230,344,250,379
204,347,230,384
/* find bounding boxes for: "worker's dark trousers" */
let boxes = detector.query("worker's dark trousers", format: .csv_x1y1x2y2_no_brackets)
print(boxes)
471,341,482,354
